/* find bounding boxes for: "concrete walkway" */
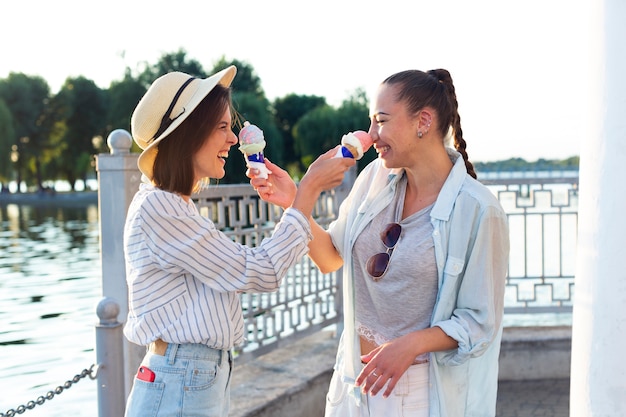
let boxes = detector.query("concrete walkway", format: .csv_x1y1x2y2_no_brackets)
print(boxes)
231,330,572,417
496,378,570,417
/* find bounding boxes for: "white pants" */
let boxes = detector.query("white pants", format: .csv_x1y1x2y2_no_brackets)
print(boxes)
325,362,429,417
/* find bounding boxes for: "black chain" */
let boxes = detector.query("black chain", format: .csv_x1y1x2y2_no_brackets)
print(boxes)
1,364,98,417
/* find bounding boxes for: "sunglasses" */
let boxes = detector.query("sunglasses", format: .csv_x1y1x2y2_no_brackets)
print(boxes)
366,222,402,281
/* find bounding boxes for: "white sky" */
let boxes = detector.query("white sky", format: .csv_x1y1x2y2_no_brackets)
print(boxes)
1,0,591,162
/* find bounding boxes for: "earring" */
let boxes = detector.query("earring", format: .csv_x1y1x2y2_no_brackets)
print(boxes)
418,131,423,138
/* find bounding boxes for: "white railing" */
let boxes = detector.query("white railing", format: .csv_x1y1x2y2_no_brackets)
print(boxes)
482,175,578,314
191,182,352,362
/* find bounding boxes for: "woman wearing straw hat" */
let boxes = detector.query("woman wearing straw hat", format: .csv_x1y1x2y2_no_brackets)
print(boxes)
122,65,355,417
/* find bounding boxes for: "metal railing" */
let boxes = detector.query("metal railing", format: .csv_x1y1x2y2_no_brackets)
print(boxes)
192,173,579,362
192,178,352,363
482,174,579,314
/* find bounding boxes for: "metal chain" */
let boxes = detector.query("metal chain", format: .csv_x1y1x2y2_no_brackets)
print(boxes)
1,364,98,417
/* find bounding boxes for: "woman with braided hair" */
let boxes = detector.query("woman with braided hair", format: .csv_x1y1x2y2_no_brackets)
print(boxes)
249,69,509,416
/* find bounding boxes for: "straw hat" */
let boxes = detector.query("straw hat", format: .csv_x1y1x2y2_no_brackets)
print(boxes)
131,65,237,179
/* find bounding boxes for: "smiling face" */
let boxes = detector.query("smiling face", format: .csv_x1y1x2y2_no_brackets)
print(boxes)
151,84,234,196
192,106,237,183
368,84,419,169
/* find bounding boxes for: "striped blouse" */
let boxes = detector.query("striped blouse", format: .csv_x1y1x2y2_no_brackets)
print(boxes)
122,183,312,350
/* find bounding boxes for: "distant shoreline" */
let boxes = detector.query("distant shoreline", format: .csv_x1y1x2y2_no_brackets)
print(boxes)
0,190,98,206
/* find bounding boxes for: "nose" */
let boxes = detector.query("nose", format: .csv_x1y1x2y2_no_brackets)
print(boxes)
228,130,238,145
367,123,379,142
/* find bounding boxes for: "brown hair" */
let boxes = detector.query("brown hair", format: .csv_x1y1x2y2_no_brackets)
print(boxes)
383,69,477,179
152,84,233,195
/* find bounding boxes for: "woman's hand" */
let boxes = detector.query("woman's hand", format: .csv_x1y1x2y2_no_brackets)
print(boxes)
298,147,355,195
356,335,419,398
356,327,457,398
249,147,355,213
248,159,297,209
292,148,355,217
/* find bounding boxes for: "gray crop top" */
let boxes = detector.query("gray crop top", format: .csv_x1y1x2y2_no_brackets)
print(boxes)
353,174,438,362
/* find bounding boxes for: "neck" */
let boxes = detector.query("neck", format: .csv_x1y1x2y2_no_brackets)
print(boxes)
402,149,453,218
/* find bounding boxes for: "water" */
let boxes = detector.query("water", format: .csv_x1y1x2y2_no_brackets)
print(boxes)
0,199,100,416
0,185,575,415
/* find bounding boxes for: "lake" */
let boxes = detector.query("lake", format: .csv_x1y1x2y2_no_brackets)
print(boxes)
0,197,100,416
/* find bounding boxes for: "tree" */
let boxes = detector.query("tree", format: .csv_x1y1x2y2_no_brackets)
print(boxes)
53,76,107,190
0,98,15,189
0,73,51,191
334,89,373,170
104,69,146,144
137,48,208,87
212,57,264,98
293,88,371,173
226,91,283,184
293,104,340,168
273,94,326,175
209,58,285,182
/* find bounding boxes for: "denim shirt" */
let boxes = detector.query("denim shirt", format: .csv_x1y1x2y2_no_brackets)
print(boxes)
328,150,510,416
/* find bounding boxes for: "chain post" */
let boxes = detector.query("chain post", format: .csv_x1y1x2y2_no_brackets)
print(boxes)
95,296,125,417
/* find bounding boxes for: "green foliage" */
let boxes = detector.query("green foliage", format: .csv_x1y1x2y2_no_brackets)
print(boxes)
105,71,146,138
0,73,51,190
335,93,374,171
293,91,371,175
273,94,326,176
225,91,283,184
0,51,581,192
0,98,14,183
294,104,338,166
53,76,107,189
212,57,264,97
474,156,580,173
136,48,208,87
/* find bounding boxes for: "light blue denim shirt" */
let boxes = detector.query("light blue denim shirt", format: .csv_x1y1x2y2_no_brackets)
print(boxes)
328,150,510,416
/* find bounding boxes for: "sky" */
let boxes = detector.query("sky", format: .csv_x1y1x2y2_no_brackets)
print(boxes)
1,0,592,163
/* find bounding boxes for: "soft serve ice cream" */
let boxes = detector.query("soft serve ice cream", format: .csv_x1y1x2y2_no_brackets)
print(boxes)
239,121,270,179
334,130,374,160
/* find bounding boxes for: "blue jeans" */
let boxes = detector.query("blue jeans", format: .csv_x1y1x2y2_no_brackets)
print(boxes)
125,343,233,417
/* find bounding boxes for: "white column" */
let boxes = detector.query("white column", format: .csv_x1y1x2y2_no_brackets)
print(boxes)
96,129,144,399
570,0,626,415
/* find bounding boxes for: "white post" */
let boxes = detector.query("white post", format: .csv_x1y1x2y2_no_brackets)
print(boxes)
95,129,144,400
570,0,626,415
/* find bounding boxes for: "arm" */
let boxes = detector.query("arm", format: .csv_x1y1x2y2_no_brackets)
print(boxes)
434,207,509,365
250,148,349,273
307,217,343,273
290,148,355,217
249,147,353,216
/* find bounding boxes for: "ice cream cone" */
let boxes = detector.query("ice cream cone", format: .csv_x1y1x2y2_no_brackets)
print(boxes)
239,121,270,179
334,131,373,160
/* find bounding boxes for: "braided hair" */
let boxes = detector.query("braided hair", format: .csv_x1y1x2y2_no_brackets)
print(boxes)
382,69,477,179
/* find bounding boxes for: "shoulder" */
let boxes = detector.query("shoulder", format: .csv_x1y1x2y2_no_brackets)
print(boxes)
461,176,502,208
135,185,192,216
451,177,508,231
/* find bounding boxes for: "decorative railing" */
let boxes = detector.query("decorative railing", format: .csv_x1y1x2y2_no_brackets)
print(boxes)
481,174,579,314
193,172,579,362
193,176,353,363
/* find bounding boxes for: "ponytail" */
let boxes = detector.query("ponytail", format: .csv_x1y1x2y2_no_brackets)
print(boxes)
427,69,477,179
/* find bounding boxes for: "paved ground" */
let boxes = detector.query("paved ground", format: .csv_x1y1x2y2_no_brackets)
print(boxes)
496,379,570,417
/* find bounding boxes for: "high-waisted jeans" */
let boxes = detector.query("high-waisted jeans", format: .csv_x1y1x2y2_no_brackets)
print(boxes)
125,343,232,417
